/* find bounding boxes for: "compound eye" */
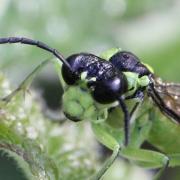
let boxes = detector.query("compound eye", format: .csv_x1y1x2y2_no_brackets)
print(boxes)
92,76,128,104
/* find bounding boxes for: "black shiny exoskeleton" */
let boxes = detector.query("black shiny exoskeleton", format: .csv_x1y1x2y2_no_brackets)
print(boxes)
1,37,179,180
110,51,151,77
62,53,128,104
3,37,177,147
110,51,180,123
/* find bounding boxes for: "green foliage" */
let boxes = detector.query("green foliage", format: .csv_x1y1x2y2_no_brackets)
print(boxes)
148,109,180,154
0,1,180,179
0,74,97,180
1,0,180,83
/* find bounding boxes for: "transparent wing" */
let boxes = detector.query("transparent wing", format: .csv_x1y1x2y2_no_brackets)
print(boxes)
148,77,180,123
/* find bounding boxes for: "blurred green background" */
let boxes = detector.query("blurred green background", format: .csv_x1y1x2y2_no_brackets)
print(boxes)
0,0,180,179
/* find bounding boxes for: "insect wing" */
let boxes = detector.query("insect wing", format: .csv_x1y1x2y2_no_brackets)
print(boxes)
149,77,180,123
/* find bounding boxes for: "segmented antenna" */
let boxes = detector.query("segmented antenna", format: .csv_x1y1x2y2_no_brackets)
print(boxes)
0,37,72,71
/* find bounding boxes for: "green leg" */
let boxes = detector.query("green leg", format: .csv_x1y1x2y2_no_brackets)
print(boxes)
90,145,178,180
90,145,120,180
121,147,170,180
153,163,169,180
1,58,54,103
168,154,180,167
153,152,180,180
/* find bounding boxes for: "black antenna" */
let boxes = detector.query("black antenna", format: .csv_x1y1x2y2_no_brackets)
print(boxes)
0,37,72,71
118,97,130,146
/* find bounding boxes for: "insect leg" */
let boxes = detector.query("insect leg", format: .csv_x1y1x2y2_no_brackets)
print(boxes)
124,88,145,118
0,37,72,71
120,106,170,180
125,87,145,100
1,58,53,103
118,97,130,146
90,145,120,180
120,147,169,180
